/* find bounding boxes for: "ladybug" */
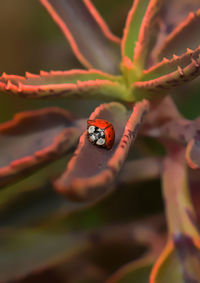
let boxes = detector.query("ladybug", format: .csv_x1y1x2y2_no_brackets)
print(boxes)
87,119,115,149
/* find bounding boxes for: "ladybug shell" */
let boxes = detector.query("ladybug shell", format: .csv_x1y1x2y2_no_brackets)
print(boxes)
87,119,115,149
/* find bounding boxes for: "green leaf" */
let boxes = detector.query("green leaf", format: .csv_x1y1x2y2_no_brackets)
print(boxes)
157,9,200,60
0,70,127,100
106,259,152,283
150,238,200,283
0,107,81,188
54,100,149,201
141,46,200,81
40,0,121,74
121,0,162,68
133,54,200,100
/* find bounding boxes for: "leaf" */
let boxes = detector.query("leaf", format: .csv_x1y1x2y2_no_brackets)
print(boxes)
161,0,200,33
0,107,81,188
144,118,198,145
121,0,161,68
0,70,127,100
106,259,152,283
0,226,89,282
150,238,200,283
118,158,162,185
133,0,162,69
0,216,164,282
141,46,200,81
54,100,149,201
186,137,200,170
133,54,200,100
0,183,86,228
40,0,121,74
162,147,199,237
157,9,200,60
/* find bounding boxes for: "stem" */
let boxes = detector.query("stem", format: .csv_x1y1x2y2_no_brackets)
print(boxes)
162,146,199,239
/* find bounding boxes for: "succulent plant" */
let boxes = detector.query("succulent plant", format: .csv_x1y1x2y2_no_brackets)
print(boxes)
0,0,200,282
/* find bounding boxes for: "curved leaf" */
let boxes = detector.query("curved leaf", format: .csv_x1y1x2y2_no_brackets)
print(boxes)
40,0,120,74
121,0,161,68
150,238,200,283
144,118,198,145
157,9,200,60
141,46,200,81
0,107,81,188
161,0,200,33
54,100,149,201
162,147,199,237
133,54,200,99
0,70,127,100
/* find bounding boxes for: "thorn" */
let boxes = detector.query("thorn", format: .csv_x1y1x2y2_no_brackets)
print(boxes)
173,54,179,60
187,48,193,55
178,66,184,76
1,72,8,79
18,81,23,92
191,58,200,67
163,57,169,62
5,80,12,90
188,12,195,19
25,72,38,78
40,70,49,76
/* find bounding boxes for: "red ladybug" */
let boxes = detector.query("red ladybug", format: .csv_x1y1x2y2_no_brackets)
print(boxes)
87,119,115,149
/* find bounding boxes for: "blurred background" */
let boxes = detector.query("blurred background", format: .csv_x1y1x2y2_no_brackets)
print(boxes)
0,1,200,282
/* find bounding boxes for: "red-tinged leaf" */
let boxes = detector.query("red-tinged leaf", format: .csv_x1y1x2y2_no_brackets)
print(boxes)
157,9,200,60
0,107,81,188
162,147,199,237
133,0,162,69
40,0,120,74
121,0,161,68
186,137,200,170
133,54,200,99
161,0,200,33
160,146,200,281
150,238,200,283
144,118,199,145
0,69,127,100
141,46,200,81
106,215,166,283
54,100,149,201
